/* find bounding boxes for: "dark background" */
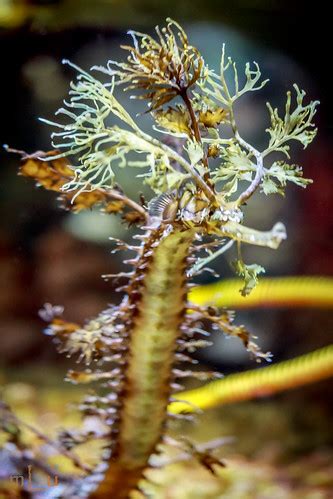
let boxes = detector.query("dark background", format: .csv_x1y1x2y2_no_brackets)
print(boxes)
0,0,332,371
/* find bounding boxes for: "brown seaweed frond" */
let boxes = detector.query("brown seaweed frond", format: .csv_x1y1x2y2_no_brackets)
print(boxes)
6,147,146,223
93,18,206,111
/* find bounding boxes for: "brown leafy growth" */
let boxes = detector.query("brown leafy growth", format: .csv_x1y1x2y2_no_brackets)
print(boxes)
16,150,108,211
207,144,220,157
10,148,145,223
154,105,192,135
19,150,73,190
94,18,205,110
198,108,229,128
104,199,126,214
122,210,145,226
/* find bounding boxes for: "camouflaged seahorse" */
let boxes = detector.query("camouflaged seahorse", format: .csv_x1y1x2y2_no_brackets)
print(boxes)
7,17,318,499
36,190,285,498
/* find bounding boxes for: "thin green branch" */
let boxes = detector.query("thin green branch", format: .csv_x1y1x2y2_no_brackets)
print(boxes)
138,129,216,201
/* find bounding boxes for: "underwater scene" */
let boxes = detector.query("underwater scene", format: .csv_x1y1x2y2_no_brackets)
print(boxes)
0,2,332,498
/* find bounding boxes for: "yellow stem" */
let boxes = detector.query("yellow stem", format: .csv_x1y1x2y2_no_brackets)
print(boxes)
189,276,333,309
169,345,333,413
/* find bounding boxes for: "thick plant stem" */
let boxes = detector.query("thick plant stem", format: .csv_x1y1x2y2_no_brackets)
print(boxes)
91,226,195,498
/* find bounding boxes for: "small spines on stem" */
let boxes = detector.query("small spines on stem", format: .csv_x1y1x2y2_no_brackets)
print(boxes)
91,226,194,498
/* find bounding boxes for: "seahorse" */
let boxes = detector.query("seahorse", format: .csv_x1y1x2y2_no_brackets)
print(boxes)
86,192,286,498
9,17,318,499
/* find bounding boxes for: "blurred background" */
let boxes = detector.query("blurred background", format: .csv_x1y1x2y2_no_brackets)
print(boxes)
0,1,332,496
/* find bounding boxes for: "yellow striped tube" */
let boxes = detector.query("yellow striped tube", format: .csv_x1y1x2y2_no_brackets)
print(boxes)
169,345,333,413
189,276,333,309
